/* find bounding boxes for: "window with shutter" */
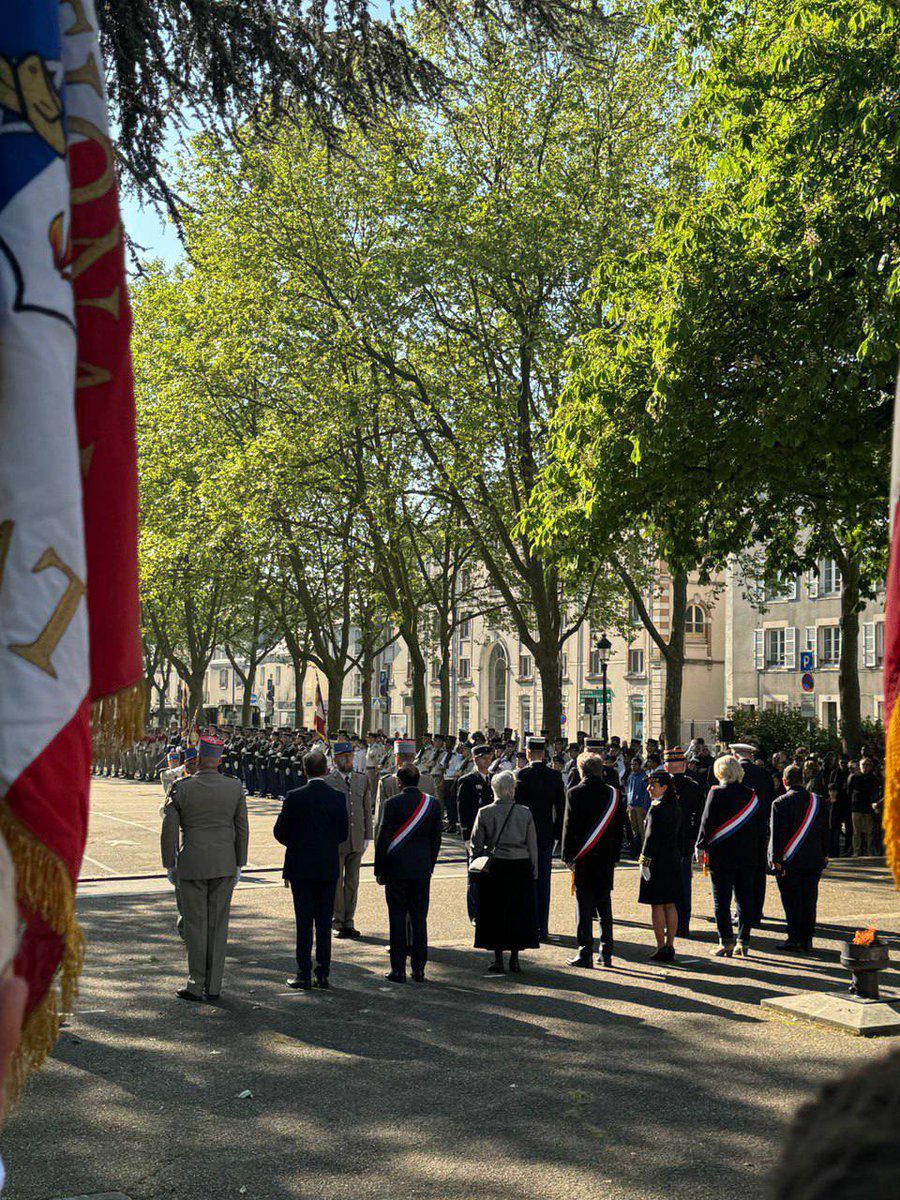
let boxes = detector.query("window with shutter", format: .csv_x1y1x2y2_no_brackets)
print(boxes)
785,627,797,669
863,623,876,669
754,629,765,670
805,627,817,668
807,570,818,599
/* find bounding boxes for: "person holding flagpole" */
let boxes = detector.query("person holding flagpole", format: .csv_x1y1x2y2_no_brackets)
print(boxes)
769,764,830,952
561,751,626,968
374,764,443,982
695,755,764,959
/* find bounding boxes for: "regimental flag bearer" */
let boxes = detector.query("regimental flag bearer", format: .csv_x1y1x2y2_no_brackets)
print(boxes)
768,764,830,953
561,751,625,968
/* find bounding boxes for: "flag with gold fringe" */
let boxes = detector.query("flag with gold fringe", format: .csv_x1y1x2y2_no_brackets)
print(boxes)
314,679,328,741
0,0,141,1095
884,370,900,889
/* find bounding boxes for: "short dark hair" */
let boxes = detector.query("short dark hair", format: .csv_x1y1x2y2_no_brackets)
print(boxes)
304,750,329,778
397,764,420,788
783,764,803,789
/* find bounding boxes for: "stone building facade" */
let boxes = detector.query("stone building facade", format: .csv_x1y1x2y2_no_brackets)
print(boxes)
724,557,886,734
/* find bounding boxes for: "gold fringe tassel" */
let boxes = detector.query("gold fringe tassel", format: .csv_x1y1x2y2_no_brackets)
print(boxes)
91,680,145,755
0,801,85,1102
884,696,900,890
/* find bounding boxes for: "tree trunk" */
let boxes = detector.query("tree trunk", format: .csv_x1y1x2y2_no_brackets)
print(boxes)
536,644,562,741
402,638,428,742
156,661,171,724
438,653,452,736
240,662,257,728
326,666,344,735
188,671,206,726
839,554,862,755
662,570,688,747
361,644,375,735
293,658,307,728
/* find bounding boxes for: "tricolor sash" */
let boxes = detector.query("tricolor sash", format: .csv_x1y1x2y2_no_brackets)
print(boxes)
387,792,431,853
575,787,620,860
783,793,821,863
708,791,759,845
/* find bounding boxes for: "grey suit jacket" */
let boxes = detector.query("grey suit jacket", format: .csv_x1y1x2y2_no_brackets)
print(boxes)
161,770,249,880
325,768,372,853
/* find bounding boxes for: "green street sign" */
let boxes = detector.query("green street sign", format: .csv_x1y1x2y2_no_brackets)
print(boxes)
581,688,614,701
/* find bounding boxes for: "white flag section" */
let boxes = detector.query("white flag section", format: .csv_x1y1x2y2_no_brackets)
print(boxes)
0,30,88,797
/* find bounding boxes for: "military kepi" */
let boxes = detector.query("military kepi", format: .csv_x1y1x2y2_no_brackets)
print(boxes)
199,735,224,759
333,741,353,755
394,739,416,756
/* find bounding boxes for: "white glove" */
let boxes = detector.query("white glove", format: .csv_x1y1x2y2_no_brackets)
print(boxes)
234,868,243,884
166,867,177,886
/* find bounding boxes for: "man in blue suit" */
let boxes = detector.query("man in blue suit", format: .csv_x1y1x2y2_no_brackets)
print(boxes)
274,749,349,990
375,764,442,983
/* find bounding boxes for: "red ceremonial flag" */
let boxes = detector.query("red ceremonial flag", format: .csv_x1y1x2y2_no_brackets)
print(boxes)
884,371,900,887
0,0,141,1090
314,681,327,741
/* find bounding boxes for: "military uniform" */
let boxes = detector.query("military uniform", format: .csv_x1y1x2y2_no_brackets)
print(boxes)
326,747,373,936
457,750,494,921
161,737,249,1000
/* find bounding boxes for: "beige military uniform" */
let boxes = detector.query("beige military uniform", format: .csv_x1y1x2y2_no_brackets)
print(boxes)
325,768,372,932
161,769,249,997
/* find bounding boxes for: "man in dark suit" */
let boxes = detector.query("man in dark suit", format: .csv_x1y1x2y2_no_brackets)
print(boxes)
457,744,494,921
732,743,775,927
375,764,443,982
514,735,566,940
561,752,626,967
665,746,704,939
769,764,830,951
274,749,349,990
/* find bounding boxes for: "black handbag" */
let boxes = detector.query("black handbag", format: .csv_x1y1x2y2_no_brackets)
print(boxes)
468,803,517,877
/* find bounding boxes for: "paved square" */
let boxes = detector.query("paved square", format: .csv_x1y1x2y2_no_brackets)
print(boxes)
5,781,899,1200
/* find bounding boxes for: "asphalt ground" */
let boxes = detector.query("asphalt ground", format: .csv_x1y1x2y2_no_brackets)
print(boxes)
4,781,900,1200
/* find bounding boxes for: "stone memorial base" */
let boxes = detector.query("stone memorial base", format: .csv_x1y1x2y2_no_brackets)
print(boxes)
762,989,900,1037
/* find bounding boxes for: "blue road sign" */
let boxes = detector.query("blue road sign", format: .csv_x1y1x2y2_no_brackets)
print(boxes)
799,651,814,673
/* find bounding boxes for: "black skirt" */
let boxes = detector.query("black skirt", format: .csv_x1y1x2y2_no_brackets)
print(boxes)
638,854,682,906
474,857,540,951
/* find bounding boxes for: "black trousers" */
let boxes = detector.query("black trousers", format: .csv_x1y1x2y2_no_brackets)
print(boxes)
574,876,613,958
291,879,338,977
777,869,821,946
753,850,767,926
710,864,756,945
385,878,430,975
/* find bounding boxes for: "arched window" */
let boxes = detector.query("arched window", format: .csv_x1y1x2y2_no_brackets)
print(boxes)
685,605,706,636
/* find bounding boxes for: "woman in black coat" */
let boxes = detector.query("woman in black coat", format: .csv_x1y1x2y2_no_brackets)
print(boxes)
638,768,683,962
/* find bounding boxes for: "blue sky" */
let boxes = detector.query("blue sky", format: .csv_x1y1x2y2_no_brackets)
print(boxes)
122,192,183,267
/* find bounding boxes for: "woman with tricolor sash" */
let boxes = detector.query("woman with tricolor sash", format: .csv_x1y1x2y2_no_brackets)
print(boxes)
561,752,626,968
768,764,830,953
695,755,765,959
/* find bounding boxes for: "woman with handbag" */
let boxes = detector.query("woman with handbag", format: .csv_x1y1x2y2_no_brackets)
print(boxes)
469,770,539,974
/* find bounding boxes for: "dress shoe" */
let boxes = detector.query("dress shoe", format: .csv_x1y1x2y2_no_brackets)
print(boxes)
598,955,613,968
313,971,330,989
335,928,350,939
773,941,800,953
486,962,505,974
286,975,312,989
204,993,221,1003
344,927,362,939
508,957,521,974
176,988,204,1002
711,943,734,958
411,969,426,982
733,943,751,959
568,954,593,969
649,948,668,961
385,970,406,983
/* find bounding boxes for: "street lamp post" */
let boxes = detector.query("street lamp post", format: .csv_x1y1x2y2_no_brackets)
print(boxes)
596,633,612,741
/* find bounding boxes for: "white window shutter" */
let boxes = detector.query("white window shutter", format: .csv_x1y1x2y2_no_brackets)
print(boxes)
805,627,817,667
807,570,818,599
792,577,800,600
753,629,765,670
863,623,876,668
785,627,797,670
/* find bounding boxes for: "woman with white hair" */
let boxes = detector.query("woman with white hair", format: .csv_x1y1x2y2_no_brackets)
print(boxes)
470,770,539,974
695,754,764,958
